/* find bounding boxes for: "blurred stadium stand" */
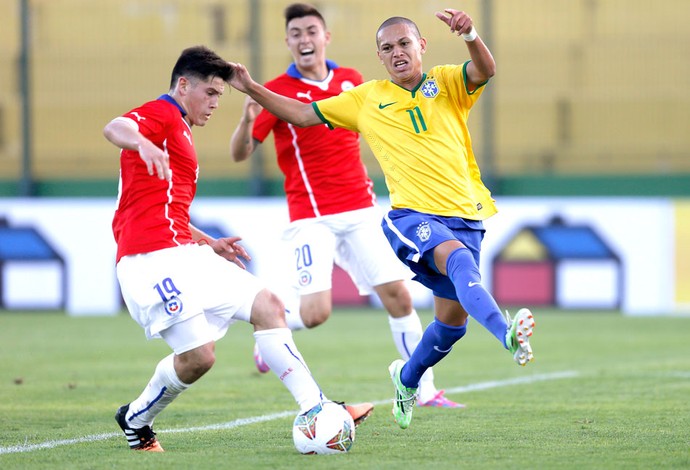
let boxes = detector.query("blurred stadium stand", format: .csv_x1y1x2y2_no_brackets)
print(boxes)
0,0,688,196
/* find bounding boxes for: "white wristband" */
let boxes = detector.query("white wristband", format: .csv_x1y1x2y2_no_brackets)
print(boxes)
462,26,478,42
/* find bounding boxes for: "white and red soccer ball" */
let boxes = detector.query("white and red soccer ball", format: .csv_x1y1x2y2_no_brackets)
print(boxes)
292,401,355,455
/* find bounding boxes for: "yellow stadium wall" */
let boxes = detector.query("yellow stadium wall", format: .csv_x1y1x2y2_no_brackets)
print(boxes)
0,0,689,184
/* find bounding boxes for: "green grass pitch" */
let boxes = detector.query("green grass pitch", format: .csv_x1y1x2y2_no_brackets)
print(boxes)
1,308,689,469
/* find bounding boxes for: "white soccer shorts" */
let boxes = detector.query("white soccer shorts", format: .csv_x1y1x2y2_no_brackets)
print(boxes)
117,243,264,346
281,206,413,296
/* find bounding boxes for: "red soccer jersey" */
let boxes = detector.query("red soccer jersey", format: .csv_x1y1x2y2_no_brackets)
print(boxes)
112,95,197,262
252,62,376,222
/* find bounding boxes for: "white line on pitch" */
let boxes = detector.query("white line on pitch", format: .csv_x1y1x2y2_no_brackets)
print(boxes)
0,370,578,455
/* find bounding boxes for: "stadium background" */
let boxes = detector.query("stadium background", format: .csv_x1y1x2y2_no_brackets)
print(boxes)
0,0,688,197
0,0,688,315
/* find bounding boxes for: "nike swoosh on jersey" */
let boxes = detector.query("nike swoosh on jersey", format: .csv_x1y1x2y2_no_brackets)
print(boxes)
468,281,481,287
378,102,396,109
433,345,453,353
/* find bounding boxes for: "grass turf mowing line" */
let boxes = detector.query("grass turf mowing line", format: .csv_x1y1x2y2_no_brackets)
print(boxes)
0,371,576,455
2,309,689,469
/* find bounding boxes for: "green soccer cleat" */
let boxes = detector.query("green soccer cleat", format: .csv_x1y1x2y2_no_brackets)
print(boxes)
505,308,536,366
388,360,418,429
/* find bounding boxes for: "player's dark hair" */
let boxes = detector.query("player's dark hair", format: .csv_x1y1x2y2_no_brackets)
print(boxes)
376,16,421,47
169,45,233,90
284,3,326,29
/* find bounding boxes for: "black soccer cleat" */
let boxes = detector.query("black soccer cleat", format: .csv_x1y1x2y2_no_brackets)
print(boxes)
115,404,164,452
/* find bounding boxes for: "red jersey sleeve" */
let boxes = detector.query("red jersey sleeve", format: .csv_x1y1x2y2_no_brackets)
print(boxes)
252,108,279,143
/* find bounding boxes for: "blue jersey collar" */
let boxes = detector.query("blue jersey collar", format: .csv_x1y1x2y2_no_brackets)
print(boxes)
286,59,339,79
157,94,187,117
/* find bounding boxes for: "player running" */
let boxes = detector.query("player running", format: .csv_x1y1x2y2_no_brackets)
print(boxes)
230,3,464,408
104,45,372,451
225,5,536,431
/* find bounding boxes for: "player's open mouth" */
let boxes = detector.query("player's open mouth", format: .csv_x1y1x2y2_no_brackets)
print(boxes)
394,60,407,69
300,48,315,56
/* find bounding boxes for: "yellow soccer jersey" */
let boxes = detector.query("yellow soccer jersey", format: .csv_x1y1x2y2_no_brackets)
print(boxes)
312,62,497,220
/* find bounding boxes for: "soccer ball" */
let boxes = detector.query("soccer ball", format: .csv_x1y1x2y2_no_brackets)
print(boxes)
292,401,355,455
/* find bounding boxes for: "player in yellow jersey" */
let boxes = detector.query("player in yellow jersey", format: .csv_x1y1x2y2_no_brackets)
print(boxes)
231,3,462,409
228,6,535,430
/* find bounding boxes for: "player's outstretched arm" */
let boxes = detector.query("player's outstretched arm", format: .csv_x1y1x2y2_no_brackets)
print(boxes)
230,96,262,162
228,62,322,128
435,8,495,86
103,118,171,181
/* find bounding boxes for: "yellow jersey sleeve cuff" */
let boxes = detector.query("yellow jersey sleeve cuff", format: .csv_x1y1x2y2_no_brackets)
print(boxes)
311,102,334,130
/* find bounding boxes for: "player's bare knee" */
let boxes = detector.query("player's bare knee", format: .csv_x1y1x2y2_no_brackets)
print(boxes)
300,304,331,328
175,346,215,382
394,289,414,315
376,281,413,317
302,310,330,328
250,288,287,330
298,292,331,328
193,353,215,376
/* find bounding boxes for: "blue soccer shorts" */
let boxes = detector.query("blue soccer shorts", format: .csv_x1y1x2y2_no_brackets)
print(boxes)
382,208,486,300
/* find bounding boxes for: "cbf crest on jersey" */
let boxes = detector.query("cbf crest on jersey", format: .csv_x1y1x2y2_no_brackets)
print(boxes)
421,79,439,98
416,221,432,242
